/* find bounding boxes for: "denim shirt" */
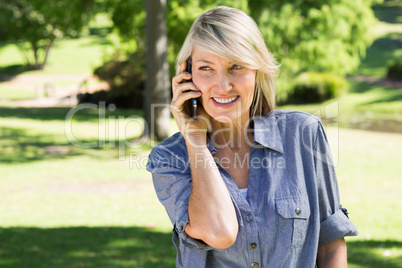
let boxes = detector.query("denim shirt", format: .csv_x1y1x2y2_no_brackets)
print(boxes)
146,110,358,268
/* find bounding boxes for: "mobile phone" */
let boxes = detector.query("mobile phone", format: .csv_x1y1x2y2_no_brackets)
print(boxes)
187,59,198,118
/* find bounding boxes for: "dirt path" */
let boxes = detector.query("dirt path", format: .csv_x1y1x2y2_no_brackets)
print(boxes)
2,74,94,107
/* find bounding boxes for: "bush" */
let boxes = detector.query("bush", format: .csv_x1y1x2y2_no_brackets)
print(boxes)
80,52,146,109
387,59,402,80
285,72,347,104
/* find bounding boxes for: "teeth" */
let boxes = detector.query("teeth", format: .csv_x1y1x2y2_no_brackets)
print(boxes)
213,96,238,104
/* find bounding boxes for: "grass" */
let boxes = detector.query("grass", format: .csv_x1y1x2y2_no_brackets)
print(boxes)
0,108,401,267
0,35,113,76
0,227,175,268
0,84,36,101
336,128,402,268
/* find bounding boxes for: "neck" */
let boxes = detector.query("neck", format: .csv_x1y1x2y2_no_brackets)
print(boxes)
209,114,253,150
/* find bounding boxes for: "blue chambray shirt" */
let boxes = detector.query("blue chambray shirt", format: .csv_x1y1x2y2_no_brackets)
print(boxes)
146,110,358,268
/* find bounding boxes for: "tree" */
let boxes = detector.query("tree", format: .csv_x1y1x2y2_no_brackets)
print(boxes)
143,0,171,141
0,0,93,69
246,0,381,100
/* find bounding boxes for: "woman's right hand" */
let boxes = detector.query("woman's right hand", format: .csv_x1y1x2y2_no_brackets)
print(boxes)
171,61,210,145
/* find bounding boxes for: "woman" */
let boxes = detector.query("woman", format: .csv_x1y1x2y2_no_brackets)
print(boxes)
147,6,358,268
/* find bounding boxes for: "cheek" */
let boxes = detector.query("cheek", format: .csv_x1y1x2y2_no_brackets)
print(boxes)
235,76,256,100
192,74,209,93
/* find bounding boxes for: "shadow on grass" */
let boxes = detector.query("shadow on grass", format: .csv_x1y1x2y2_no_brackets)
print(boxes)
373,1,402,24
1,227,400,268
348,240,402,268
0,226,175,268
356,32,402,76
0,126,83,163
365,91,402,105
347,80,381,93
0,126,153,164
0,107,143,122
0,64,32,82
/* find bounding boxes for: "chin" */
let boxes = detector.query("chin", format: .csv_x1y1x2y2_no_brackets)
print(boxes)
208,111,247,125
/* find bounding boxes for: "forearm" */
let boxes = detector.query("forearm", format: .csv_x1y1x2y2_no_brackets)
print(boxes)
316,237,347,268
185,141,238,249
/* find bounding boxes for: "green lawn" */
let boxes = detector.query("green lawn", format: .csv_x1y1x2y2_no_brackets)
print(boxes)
0,35,113,76
0,108,401,267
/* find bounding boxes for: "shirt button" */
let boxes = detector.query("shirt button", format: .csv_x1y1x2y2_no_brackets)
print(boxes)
251,262,259,268
246,214,254,222
295,208,301,215
250,242,257,249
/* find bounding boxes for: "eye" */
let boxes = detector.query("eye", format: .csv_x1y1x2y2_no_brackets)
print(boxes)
231,64,243,70
199,66,212,71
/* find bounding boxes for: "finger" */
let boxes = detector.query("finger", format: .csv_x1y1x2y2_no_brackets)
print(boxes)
172,71,192,88
172,81,198,99
179,60,187,73
172,90,201,107
172,60,191,87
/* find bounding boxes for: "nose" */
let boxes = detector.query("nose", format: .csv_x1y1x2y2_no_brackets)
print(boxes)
214,72,233,93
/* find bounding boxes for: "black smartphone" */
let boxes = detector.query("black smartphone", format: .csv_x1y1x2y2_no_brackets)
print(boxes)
187,58,198,118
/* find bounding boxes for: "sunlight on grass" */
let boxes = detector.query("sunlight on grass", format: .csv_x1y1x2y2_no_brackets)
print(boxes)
0,86,35,101
375,22,402,37
0,36,112,76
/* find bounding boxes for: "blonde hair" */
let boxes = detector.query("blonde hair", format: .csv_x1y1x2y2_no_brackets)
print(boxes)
176,6,280,116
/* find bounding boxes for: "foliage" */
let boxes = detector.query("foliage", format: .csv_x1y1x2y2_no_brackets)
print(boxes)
0,0,93,70
284,72,347,104
97,0,145,58
387,59,402,80
246,0,380,102
84,52,146,109
254,0,379,77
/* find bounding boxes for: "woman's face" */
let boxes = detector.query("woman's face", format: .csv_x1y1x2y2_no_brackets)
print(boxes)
191,47,256,124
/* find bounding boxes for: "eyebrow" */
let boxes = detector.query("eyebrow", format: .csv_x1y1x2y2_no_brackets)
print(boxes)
194,59,233,65
194,59,215,64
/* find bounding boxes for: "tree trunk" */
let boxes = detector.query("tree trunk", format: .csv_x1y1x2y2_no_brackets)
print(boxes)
143,0,170,141
41,39,54,70
31,42,41,70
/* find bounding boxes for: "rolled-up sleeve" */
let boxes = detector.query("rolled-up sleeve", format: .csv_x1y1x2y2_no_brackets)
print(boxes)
313,121,358,246
319,208,358,246
146,136,212,250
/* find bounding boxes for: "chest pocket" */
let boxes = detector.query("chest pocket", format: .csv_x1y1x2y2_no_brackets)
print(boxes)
275,197,311,249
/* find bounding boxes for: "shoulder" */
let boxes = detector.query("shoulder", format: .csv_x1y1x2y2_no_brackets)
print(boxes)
267,110,325,147
270,109,322,135
272,109,321,126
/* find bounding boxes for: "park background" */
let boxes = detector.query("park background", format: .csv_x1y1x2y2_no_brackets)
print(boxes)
0,0,401,267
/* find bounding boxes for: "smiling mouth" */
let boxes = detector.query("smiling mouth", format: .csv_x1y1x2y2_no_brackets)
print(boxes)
212,96,239,104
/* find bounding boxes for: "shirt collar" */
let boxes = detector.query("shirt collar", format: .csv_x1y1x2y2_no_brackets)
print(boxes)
253,112,284,154
205,111,284,155
206,136,218,154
